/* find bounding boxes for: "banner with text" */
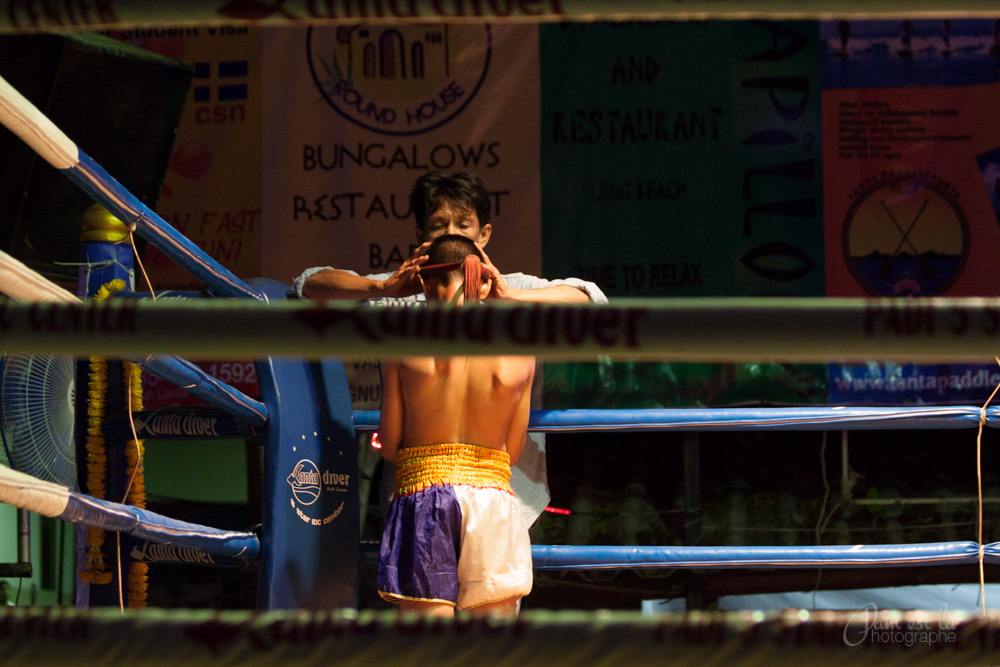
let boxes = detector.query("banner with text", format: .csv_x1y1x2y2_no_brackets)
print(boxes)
260,23,542,407
111,25,264,291
539,21,827,407
822,18,1000,404
88,19,1000,409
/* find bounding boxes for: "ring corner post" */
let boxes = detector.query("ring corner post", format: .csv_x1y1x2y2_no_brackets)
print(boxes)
255,356,360,611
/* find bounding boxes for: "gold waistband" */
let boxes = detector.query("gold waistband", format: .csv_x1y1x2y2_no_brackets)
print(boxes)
395,443,512,496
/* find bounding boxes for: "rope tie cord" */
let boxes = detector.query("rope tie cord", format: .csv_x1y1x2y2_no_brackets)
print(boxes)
122,359,147,610
123,226,155,303
118,221,154,609
418,254,489,304
975,357,1000,614
463,255,484,303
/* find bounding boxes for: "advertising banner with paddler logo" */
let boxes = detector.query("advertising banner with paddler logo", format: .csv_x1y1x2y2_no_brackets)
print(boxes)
822,18,1000,404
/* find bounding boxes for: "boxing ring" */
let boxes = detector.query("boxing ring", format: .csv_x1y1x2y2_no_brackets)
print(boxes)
4,5,1000,666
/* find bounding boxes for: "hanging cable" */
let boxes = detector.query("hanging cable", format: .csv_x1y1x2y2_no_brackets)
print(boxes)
975,357,1000,614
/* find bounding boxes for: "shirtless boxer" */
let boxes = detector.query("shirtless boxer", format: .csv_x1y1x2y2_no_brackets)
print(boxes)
376,234,535,618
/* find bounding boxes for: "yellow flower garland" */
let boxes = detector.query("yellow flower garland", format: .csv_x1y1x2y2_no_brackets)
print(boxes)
78,279,121,586
77,279,147,608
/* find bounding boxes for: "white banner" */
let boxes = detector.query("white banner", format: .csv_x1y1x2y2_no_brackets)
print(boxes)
261,23,542,285
260,23,542,407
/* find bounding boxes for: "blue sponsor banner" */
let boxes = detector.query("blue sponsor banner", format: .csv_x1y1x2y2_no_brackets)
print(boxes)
829,362,1000,405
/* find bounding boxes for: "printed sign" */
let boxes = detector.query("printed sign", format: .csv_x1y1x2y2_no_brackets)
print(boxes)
141,361,261,410
105,26,264,291
538,20,827,407
822,18,1000,405
261,23,543,405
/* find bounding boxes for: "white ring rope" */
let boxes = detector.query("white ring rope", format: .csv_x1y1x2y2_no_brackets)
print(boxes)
0,248,268,424
0,463,70,518
0,2,997,32
0,295,998,362
0,248,78,303
0,75,77,169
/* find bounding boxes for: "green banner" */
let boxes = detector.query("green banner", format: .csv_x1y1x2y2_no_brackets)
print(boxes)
541,21,823,297
539,21,826,407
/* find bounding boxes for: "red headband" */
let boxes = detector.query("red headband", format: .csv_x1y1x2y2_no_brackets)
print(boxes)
420,255,489,302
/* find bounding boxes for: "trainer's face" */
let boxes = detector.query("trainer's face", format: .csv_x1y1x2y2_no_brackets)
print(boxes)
417,201,492,246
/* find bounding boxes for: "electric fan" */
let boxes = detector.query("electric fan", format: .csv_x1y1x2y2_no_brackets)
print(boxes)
0,353,77,487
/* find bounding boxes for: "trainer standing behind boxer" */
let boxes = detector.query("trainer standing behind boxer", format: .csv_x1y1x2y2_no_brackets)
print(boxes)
294,170,605,305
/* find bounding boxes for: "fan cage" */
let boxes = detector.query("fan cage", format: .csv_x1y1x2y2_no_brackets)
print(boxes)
0,353,76,487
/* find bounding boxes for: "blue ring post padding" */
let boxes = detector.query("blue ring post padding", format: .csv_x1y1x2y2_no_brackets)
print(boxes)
354,406,998,432
252,279,359,611
137,354,267,427
79,241,135,299
528,543,983,570
102,407,262,442
60,490,258,563
256,356,360,611
121,535,258,571
63,154,262,301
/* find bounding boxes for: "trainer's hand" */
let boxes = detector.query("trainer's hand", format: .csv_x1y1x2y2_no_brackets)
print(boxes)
474,242,591,304
476,243,519,300
379,242,431,297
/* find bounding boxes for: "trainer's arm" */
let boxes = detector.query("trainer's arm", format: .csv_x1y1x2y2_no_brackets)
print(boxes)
378,362,404,463
296,243,431,301
499,283,591,304
300,268,390,301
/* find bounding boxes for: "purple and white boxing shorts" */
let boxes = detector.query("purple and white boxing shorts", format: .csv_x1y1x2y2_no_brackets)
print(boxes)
377,443,533,610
